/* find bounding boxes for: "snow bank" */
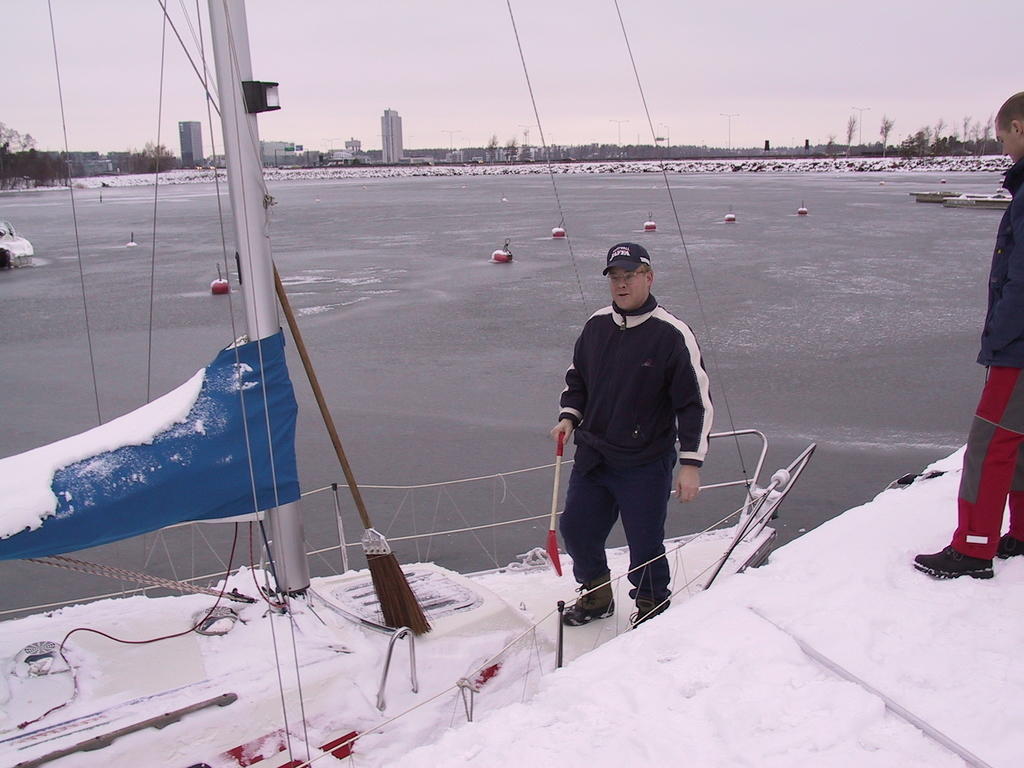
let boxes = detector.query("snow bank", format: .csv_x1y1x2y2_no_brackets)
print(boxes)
58,155,1013,190
399,449,1023,768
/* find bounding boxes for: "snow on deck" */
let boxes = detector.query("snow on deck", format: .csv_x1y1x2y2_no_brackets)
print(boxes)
399,448,1023,768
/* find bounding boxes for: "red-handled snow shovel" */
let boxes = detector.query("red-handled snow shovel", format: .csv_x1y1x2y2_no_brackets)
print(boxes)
547,432,565,576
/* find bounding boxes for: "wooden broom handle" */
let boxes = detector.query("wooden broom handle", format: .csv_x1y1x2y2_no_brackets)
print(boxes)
273,265,374,530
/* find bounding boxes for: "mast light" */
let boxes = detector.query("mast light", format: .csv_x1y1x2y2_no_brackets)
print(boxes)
242,81,280,114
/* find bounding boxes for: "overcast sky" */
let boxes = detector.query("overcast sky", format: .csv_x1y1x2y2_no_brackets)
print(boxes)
4,1,1021,155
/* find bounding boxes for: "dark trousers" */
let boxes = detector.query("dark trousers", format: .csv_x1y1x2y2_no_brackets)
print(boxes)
559,452,674,603
954,366,1024,559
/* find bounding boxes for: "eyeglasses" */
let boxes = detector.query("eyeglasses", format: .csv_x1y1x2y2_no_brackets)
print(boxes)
606,270,648,284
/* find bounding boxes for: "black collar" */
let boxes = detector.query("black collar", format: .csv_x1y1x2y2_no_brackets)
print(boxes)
613,293,658,317
1004,157,1024,196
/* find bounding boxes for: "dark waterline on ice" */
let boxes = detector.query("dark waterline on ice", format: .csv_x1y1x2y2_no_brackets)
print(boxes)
0,171,1003,612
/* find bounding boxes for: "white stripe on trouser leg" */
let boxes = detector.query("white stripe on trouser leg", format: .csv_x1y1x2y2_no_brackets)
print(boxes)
965,535,989,544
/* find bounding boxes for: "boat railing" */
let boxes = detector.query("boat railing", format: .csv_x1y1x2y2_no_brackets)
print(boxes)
301,428,773,568
2,429,808,618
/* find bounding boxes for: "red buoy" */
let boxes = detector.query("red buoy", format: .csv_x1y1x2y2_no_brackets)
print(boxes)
643,220,657,232
211,264,230,294
551,227,566,238
724,213,736,223
490,238,513,263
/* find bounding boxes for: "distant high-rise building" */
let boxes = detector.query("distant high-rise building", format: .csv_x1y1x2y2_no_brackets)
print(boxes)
179,121,203,167
381,109,403,164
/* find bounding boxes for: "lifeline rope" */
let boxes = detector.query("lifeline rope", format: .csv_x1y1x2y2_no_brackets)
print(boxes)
17,526,242,731
46,0,102,426
25,554,253,601
750,608,996,768
290,508,758,768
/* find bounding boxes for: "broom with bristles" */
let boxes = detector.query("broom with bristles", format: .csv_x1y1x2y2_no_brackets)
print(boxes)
273,266,430,634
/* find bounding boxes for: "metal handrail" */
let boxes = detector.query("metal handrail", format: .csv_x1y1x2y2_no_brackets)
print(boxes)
376,626,418,711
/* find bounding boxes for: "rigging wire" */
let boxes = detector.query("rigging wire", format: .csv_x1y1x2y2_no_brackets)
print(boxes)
504,0,587,311
145,9,170,403
154,0,222,116
213,4,311,761
150,1,308,760
193,0,241,350
46,0,102,426
611,0,749,477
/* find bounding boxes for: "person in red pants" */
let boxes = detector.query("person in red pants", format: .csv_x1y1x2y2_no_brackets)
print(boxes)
915,92,1024,579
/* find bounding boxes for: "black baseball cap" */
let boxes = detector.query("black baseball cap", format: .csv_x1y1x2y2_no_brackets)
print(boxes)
602,242,651,275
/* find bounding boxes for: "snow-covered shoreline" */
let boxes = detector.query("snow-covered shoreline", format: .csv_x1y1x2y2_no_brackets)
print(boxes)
12,155,1012,192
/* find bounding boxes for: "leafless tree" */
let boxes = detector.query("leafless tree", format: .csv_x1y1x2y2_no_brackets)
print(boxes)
0,122,34,151
933,118,945,146
845,115,857,155
879,116,895,157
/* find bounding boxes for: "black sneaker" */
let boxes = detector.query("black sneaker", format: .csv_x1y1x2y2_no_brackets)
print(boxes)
630,597,670,629
997,534,1024,559
914,546,993,580
562,572,614,626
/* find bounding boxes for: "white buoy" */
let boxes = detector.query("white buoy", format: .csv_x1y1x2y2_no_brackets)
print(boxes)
551,227,566,238
724,212,736,223
940,179,947,184
797,203,808,216
125,231,138,247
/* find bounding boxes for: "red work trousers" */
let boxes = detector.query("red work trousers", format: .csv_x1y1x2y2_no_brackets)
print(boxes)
954,366,1024,559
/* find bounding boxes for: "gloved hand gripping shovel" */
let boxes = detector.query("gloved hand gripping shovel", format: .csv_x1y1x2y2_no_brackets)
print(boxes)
547,432,565,576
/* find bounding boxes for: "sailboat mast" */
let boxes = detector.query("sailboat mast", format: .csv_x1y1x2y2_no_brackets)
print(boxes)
208,0,309,594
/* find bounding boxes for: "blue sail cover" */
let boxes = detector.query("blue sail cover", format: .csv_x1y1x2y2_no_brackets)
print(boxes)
0,332,300,560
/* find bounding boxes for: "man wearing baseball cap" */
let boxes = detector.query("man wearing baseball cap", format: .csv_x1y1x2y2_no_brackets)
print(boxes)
551,242,713,628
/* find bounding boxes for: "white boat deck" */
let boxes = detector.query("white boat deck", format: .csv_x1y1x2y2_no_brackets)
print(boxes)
0,524,772,767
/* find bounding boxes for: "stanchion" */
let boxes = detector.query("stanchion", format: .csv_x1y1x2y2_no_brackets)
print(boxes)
556,600,565,669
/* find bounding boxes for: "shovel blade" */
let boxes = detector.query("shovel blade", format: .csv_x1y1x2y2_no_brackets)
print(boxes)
546,528,563,576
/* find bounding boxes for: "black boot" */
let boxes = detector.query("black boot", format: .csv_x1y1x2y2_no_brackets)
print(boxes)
997,534,1024,559
914,546,993,579
630,596,670,629
563,571,614,626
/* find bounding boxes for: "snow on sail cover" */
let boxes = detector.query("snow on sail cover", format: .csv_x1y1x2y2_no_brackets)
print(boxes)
0,331,300,559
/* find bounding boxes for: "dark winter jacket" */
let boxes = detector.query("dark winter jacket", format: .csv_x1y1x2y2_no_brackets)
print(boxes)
979,157,1024,367
558,294,713,475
